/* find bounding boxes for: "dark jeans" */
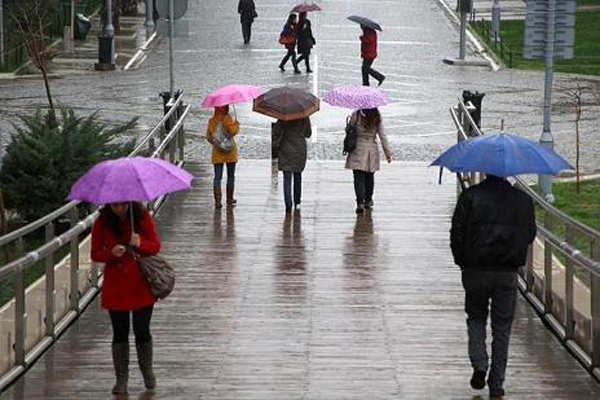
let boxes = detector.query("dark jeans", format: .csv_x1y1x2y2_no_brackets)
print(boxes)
214,162,236,187
108,305,154,345
241,20,253,43
353,170,374,205
283,171,302,209
280,47,297,69
296,52,311,70
461,270,518,392
362,58,385,86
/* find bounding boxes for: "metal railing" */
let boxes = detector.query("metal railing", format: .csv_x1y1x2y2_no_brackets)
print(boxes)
0,93,190,390
450,97,600,382
469,18,513,68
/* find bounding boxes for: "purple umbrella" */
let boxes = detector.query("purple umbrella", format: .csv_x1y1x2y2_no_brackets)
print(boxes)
68,157,193,205
292,2,321,13
323,85,389,110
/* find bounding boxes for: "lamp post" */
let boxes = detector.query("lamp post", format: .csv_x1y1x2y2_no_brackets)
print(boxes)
106,0,115,64
145,0,154,29
491,0,501,41
0,0,4,65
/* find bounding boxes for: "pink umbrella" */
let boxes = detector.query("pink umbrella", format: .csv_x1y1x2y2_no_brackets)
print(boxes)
291,2,321,13
323,85,389,110
201,84,263,108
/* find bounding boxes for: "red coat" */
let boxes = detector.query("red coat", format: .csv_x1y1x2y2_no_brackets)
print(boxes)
360,28,378,60
91,209,161,311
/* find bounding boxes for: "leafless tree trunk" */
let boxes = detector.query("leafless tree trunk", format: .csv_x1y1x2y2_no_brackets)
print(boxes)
563,82,585,193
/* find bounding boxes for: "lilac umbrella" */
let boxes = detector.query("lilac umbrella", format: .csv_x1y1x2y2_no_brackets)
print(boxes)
201,84,263,108
323,85,389,110
68,157,193,204
292,2,321,13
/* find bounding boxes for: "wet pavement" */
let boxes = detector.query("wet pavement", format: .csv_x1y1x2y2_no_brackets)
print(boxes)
2,161,600,399
0,0,599,172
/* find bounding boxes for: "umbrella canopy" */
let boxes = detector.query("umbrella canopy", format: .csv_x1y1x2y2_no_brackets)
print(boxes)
68,157,193,204
292,2,321,13
430,133,573,177
201,84,262,108
323,85,388,109
253,87,320,121
347,15,382,31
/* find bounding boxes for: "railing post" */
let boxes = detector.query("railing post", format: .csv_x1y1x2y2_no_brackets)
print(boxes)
44,222,56,338
544,211,554,313
69,208,80,314
525,243,534,292
564,225,575,339
14,238,26,367
591,240,600,369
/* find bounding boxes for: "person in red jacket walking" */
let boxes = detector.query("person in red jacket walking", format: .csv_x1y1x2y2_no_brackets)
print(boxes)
91,202,161,395
360,26,385,86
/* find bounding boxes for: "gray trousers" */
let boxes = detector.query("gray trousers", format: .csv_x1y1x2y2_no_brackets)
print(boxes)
461,269,518,391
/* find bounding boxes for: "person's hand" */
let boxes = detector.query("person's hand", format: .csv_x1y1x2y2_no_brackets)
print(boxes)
111,244,126,258
129,233,141,248
386,154,393,164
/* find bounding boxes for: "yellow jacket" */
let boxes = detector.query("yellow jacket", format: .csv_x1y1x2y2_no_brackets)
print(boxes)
206,108,240,164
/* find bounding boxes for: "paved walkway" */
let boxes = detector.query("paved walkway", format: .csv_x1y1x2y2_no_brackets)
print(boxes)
1,161,600,399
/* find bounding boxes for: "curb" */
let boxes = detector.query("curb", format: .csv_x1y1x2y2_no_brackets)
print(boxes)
434,0,500,71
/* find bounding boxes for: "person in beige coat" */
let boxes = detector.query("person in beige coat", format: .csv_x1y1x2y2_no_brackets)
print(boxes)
344,108,392,213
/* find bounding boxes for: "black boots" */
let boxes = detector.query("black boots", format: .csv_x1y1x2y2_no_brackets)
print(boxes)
112,343,129,394
213,186,223,209
136,341,156,390
226,186,237,206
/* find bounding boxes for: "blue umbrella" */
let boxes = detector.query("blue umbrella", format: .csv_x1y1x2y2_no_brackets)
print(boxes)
431,133,573,177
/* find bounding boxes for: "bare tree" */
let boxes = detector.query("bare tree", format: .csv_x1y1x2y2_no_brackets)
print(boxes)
6,0,59,125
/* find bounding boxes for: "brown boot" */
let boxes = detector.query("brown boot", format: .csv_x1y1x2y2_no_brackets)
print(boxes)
213,186,222,209
136,341,156,390
226,186,237,206
112,342,129,394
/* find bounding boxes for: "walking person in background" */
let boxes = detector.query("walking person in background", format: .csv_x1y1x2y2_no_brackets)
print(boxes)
238,0,257,44
344,108,392,214
279,14,301,73
91,202,161,394
451,175,536,399
273,117,312,212
206,105,240,208
295,11,315,73
360,26,385,86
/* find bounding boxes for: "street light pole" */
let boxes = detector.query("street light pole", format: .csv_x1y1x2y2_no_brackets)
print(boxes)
106,0,115,64
0,0,4,65
459,9,466,60
491,0,501,41
145,0,154,30
539,0,556,202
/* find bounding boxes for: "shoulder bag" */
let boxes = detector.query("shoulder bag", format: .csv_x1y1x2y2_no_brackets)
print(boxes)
209,122,234,153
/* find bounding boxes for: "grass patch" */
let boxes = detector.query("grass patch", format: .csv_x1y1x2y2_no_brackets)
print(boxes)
479,11,600,76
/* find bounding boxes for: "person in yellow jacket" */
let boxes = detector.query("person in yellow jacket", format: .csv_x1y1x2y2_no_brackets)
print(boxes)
206,105,240,208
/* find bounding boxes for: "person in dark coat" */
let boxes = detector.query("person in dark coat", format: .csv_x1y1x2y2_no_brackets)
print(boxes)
238,0,257,44
91,202,161,394
450,175,536,399
273,117,312,212
360,26,385,86
295,11,315,73
279,14,301,73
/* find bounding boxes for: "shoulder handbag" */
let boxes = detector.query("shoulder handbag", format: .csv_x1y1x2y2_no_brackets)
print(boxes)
210,122,234,153
279,34,295,45
137,254,175,300
343,113,360,155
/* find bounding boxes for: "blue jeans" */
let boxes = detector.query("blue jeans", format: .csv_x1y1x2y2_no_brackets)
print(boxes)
283,171,302,209
214,163,236,187
461,270,518,392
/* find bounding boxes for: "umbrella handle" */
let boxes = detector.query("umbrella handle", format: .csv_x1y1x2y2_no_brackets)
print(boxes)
232,104,238,123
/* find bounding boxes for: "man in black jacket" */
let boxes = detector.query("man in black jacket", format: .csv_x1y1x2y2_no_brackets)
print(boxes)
238,0,257,44
451,175,536,399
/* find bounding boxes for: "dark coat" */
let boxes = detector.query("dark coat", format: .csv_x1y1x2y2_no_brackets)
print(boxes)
450,176,536,271
238,0,257,22
91,208,160,311
275,118,312,173
360,28,377,59
296,19,315,54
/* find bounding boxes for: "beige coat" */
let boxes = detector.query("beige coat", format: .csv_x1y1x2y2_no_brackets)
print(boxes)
344,111,392,172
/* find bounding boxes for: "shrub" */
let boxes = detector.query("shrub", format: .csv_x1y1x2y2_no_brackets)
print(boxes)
0,108,137,222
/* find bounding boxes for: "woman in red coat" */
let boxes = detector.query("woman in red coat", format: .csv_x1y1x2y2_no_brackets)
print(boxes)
360,26,385,87
91,202,160,394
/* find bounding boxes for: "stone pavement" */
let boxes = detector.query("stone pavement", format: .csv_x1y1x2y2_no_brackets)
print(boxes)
2,161,600,400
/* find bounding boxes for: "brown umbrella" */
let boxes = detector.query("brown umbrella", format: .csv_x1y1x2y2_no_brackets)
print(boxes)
253,87,320,121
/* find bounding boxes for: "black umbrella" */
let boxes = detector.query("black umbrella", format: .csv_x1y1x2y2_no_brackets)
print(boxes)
347,15,382,31
253,87,320,121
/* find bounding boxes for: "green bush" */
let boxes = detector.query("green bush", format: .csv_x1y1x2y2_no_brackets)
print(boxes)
0,108,137,222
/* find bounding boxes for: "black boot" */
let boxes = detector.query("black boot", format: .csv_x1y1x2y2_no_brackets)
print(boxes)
305,58,312,73
112,343,129,394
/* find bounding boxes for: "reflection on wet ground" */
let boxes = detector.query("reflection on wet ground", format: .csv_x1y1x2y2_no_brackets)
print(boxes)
2,161,600,399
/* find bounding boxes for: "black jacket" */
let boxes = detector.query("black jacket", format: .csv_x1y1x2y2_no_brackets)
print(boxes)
238,0,256,22
296,19,315,54
450,176,536,271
